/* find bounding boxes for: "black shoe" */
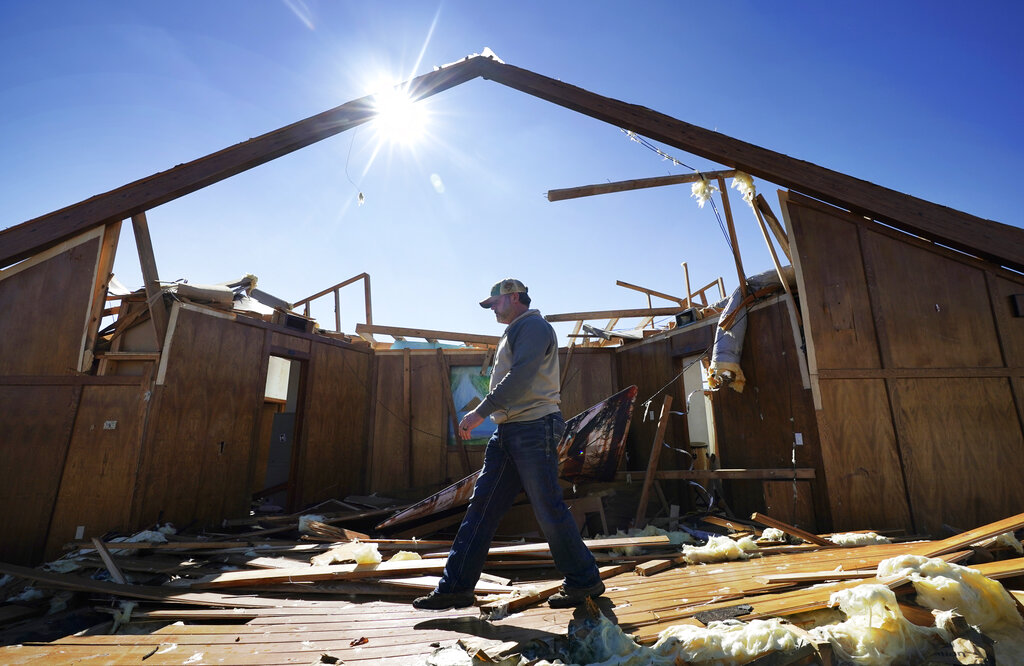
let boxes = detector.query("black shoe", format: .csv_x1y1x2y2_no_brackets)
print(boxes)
548,580,606,608
412,589,475,610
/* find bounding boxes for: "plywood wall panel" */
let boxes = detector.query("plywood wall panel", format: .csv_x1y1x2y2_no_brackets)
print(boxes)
295,342,372,507
409,354,446,488
0,237,99,375
0,386,78,564
889,377,1024,535
860,229,1002,368
785,200,880,370
134,308,265,527
711,300,827,528
816,379,912,531
46,385,146,556
370,354,409,493
989,274,1024,367
559,349,617,419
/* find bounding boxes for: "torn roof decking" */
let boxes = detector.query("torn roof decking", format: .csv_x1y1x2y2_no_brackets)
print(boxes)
2,54,1021,272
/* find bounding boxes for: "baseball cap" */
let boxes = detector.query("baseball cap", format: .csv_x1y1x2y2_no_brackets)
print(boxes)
479,278,528,308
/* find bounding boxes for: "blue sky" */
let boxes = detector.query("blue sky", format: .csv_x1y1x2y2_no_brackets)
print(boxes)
2,2,1021,342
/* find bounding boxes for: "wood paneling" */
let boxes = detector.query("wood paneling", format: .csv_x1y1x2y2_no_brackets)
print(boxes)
989,274,1024,367
559,348,617,419
46,385,147,556
785,198,880,370
370,354,409,494
295,342,372,506
860,228,1002,368
711,301,827,528
762,480,816,531
816,379,912,532
889,377,1024,535
0,237,98,375
409,354,446,487
0,386,79,564
133,307,265,528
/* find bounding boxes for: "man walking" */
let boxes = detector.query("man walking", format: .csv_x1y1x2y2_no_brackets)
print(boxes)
413,278,605,610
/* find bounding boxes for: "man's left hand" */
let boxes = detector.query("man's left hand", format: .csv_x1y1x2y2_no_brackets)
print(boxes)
458,412,484,440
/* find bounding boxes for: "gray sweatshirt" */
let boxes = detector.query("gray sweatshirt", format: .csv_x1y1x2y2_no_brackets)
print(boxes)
476,309,560,424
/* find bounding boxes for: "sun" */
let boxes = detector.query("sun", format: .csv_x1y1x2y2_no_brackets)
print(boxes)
371,83,428,146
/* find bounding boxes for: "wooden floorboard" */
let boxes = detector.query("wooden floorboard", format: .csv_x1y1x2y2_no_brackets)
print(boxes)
2,525,1023,664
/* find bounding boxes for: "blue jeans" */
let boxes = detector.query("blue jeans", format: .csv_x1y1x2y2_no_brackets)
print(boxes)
437,412,601,594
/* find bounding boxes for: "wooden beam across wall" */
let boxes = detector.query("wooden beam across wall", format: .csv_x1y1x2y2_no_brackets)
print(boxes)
545,306,681,323
355,323,499,346
547,169,737,202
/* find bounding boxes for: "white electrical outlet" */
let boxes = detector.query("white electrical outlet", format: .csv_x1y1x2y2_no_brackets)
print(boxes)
103,420,117,430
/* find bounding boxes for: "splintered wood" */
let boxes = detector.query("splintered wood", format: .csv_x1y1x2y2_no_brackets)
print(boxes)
0,512,1021,664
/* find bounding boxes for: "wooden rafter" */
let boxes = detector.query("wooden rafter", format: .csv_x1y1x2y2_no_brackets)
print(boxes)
355,323,499,347
547,169,737,202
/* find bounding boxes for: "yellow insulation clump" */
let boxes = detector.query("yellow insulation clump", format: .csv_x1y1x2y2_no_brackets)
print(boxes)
809,584,950,665
310,541,382,566
878,554,1024,661
653,618,806,664
827,532,892,547
387,550,421,562
681,535,759,564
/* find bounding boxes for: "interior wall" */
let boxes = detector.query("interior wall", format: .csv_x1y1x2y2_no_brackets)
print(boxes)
294,339,373,507
0,231,100,375
783,190,1024,534
710,298,828,530
132,305,267,528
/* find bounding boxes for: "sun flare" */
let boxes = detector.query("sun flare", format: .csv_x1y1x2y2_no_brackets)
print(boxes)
371,84,427,146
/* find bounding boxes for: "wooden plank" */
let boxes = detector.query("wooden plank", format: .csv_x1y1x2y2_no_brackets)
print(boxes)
90,538,127,584
615,468,816,481
988,273,1024,368
473,58,1024,272
634,395,673,527
911,513,1024,557
889,377,1024,536
130,212,168,348
616,280,686,305
369,354,409,493
545,306,682,323
815,379,913,531
755,193,791,263
750,512,836,548
356,322,499,346
762,480,816,531
81,220,122,371
717,176,748,297
547,169,737,202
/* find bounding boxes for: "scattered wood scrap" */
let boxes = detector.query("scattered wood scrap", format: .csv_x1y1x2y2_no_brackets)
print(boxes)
0,513,1021,664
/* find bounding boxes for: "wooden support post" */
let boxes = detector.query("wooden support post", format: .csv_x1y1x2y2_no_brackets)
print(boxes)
755,194,792,264
682,262,692,309
716,177,747,298
751,200,793,299
130,212,169,348
82,219,122,370
333,289,341,332
403,348,413,487
436,349,472,475
634,394,673,528
363,273,373,326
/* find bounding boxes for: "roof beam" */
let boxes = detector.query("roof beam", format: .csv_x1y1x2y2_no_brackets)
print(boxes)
476,59,1024,271
0,57,489,268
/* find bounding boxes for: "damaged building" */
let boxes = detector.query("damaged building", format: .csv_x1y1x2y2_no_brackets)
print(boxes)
1,53,1023,664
